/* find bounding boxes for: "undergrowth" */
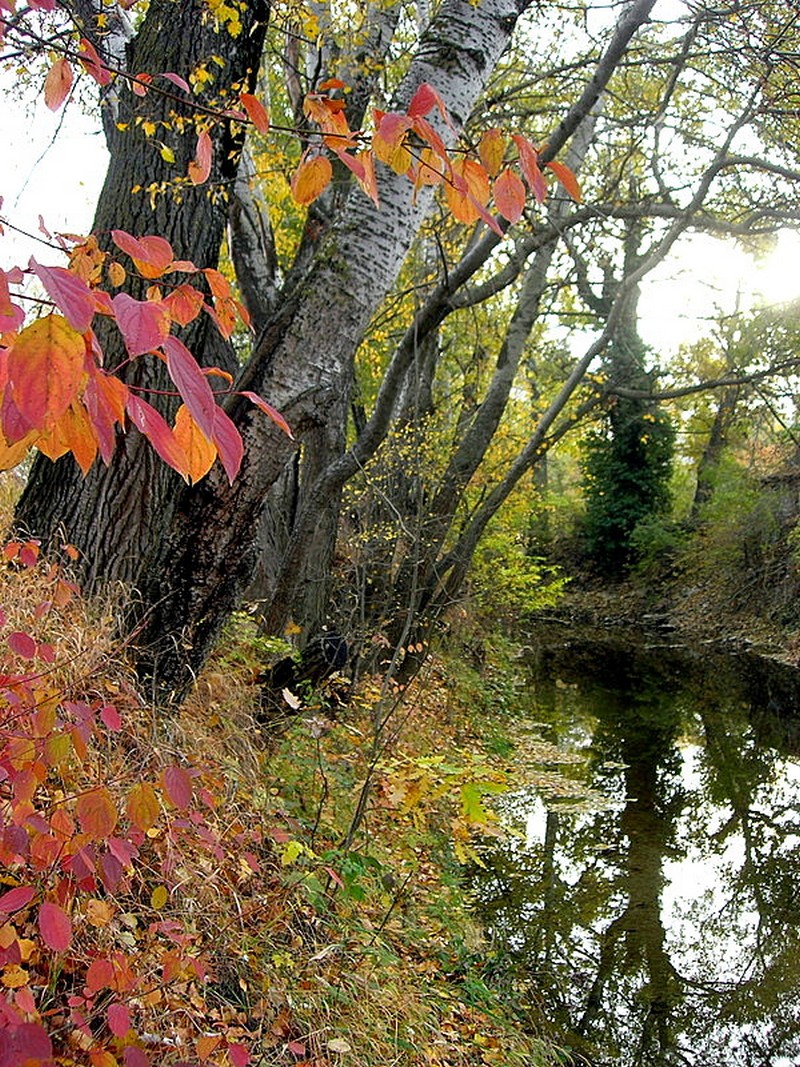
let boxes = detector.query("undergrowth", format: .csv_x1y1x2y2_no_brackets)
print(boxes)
0,491,564,1065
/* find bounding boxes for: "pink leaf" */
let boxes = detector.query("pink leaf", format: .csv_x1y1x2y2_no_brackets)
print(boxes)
161,71,191,94
228,1043,250,1067
163,765,193,810
124,1048,151,1067
112,293,169,356
39,901,72,952
108,1001,132,1037
125,394,188,478
211,405,243,483
36,642,55,663
100,704,122,731
189,130,213,186
240,391,293,438
163,336,217,440
30,259,95,333
7,631,37,659
0,885,35,915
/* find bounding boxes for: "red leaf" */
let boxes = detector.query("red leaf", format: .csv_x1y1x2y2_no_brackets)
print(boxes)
85,958,115,994
111,231,174,279
108,1001,132,1037
188,130,213,186
124,1048,151,1067
30,259,95,333
8,314,85,429
163,335,217,440
39,901,72,952
240,391,293,438
83,368,128,465
162,765,193,809
7,631,37,659
112,293,169,356
211,405,243,483
78,37,111,86
240,93,269,134
493,168,526,224
44,58,73,111
125,394,188,478
408,83,440,118
0,885,35,915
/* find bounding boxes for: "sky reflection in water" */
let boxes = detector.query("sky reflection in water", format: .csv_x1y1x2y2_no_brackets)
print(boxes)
472,636,800,1066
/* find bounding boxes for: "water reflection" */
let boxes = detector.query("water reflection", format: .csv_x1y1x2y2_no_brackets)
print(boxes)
473,634,800,1066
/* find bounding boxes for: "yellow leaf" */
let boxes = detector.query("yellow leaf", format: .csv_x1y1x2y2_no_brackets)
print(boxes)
1,966,28,989
159,143,176,163
150,885,169,910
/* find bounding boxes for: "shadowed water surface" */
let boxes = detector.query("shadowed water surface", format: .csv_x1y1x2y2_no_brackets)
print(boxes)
472,632,800,1066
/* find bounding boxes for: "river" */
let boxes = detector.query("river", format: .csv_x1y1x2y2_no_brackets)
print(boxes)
471,629,800,1066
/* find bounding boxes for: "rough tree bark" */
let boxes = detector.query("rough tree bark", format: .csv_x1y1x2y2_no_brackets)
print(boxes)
15,0,269,588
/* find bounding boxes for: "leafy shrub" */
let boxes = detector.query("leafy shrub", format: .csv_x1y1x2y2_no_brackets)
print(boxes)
0,541,262,1066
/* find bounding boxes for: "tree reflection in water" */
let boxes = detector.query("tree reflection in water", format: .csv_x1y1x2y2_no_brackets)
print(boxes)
471,636,800,1066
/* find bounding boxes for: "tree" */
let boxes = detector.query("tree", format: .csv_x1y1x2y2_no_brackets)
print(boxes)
4,0,800,701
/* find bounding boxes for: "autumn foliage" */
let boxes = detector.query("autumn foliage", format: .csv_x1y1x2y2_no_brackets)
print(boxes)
0,539,273,1065
0,0,580,485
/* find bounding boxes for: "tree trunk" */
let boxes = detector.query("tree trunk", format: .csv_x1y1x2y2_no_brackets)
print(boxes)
134,0,535,698
15,0,269,589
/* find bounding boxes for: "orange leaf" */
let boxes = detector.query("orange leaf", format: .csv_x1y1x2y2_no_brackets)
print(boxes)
545,159,581,202
164,283,205,326
7,314,86,430
290,154,333,207
512,134,547,203
493,168,526,223
126,782,160,832
188,129,213,185
173,404,217,484
372,112,412,174
445,158,490,225
76,787,118,840
44,58,73,111
478,128,506,178
0,428,38,472
240,92,270,134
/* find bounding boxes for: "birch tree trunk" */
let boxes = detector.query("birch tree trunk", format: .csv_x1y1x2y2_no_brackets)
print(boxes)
135,0,535,697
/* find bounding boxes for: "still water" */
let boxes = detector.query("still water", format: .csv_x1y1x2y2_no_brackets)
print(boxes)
472,630,800,1066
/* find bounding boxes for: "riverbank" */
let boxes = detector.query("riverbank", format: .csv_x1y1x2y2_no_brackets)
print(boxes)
528,573,800,667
